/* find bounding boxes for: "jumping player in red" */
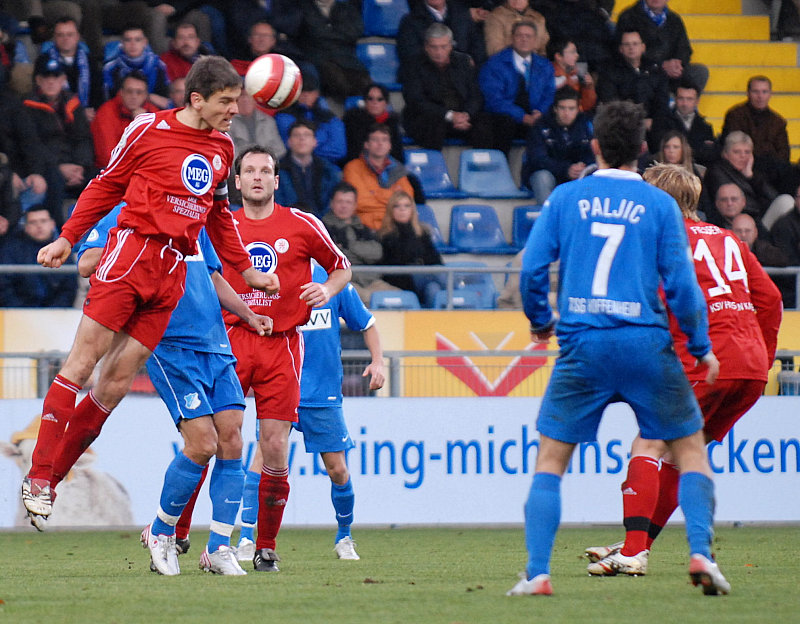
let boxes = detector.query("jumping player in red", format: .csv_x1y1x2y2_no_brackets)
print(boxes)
586,164,782,582
223,146,351,572
22,57,279,527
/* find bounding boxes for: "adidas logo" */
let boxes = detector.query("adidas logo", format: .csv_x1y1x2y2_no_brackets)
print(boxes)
156,120,171,130
41,412,58,422
622,487,637,496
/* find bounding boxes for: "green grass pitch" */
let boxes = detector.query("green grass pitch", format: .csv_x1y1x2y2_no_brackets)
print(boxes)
1,525,796,623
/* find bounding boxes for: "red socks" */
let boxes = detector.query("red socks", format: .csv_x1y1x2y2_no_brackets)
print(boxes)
621,456,660,556
28,375,81,482
50,390,112,488
647,461,680,549
255,466,290,551
175,464,209,540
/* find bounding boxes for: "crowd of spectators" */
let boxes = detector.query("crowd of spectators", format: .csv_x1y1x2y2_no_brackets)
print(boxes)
0,0,799,309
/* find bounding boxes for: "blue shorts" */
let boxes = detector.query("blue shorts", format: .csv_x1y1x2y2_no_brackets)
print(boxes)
292,406,355,454
146,344,245,427
537,327,703,444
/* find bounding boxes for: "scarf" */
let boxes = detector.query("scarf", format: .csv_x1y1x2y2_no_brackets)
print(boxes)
642,0,667,27
108,45,161,94
41,40,91,107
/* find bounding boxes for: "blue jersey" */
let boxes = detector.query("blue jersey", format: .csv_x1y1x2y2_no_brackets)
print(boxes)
298,264,374,407
78,206,232,355
520,168,710,358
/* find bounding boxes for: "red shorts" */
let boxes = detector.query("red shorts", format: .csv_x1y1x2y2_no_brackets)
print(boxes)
83,227,186,352
228,324,303,422
693,378,766,442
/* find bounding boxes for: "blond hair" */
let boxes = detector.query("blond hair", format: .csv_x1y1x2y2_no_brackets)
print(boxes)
643,163,702,221
378,190,423,237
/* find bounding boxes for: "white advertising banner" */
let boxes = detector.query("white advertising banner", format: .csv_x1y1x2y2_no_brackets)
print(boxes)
1,397,798,528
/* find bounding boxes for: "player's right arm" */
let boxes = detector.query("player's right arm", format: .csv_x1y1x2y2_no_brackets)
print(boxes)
519,200,559,333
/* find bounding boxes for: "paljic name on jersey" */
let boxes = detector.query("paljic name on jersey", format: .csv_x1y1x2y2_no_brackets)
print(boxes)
241,290,280,306
709,300,756,314
167,194,207,220
578,197,645,224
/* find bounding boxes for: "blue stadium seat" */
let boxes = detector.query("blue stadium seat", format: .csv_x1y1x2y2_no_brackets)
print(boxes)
345,96,364,110
362,0,409,37
433,289,481,309
448,204,516,255
458,149,532,199
369,289,421,310
416,204,458,254
404,149,466,199
356,42,401,91
511,204,542,251
446,261,499,309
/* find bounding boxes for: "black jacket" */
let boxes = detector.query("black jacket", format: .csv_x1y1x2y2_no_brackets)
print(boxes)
296,0,366,71
402,51,484,122
23,90,95,170
597,55,670,123
657,109,719,167
616,1,693,67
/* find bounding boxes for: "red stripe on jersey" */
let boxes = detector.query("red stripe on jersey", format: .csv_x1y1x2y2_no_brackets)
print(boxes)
287,208,350,271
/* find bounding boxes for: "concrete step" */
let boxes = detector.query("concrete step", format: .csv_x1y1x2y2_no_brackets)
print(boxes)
705,66,800,91
684,15,770,40
692,41,799,66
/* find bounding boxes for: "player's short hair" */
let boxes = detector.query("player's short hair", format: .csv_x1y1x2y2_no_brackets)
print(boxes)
592,101,645,168
183,56,241,105
424,22,452,43
553,85,579,106
643,163,701,220
511,20,537,37
288,119,317,136
234,145,280,176
332,181,357,198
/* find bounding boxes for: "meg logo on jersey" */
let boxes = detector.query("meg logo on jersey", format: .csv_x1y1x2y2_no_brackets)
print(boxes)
181,154,214,196
246,241,278,273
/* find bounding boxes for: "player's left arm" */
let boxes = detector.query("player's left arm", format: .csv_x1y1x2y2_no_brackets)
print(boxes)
362,324,385,390
211,270,273,336
300,267,352,308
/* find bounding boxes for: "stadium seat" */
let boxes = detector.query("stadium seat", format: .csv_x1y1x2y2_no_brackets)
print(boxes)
458,149,532,199
511,204,542,250
345,96,364,110
404,149,466,199
448,204,516,255
362,0,409,37
369,289,421,310
416,204,458,254
356,42,401,91
433,288,481,309
446,261,499,309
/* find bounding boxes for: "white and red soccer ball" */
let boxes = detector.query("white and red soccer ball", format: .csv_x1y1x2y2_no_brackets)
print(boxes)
244,53,303,112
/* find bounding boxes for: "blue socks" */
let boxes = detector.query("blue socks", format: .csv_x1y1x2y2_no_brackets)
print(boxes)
207,458,245,552
524,472,562,580
152,452,205,536
331,478,355,542
678,471,715,559
238,469,260,543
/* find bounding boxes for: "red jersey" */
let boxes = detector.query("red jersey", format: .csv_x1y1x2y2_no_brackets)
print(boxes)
62,109,251,273
223,204,350,333
669,219,782,382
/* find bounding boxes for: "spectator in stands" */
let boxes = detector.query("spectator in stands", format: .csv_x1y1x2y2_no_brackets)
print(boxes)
0,152,20,240
653,130,705,179
531,0,614,72
480,20,555,154
343,83,404,163
343,123,415,231
0,72,49,215
402,23,494,151
771,184,800,265
39,16,103,121
159,22,212,82
25,55,96,223
733,212,789,268
701,131,793,224
484,0,549,57
322,181,397,304
597,27,670,151
295,0,371,99
275,72,347,165
721,75,793,192
615,0,709,92
166,76,185,109
0,205,77,307
0,11,32,96
397,0,486,83
709,183,749,230
657,79,718,167
522,87,594,204
275,120,342,218
229,91,286,160
378,190,444,307
229,19,312,79
91,70,159,169
103,24,170,109
548,38,597,114
224,3,303,62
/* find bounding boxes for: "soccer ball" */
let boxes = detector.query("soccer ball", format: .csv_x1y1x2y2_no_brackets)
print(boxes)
244,54,303,112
